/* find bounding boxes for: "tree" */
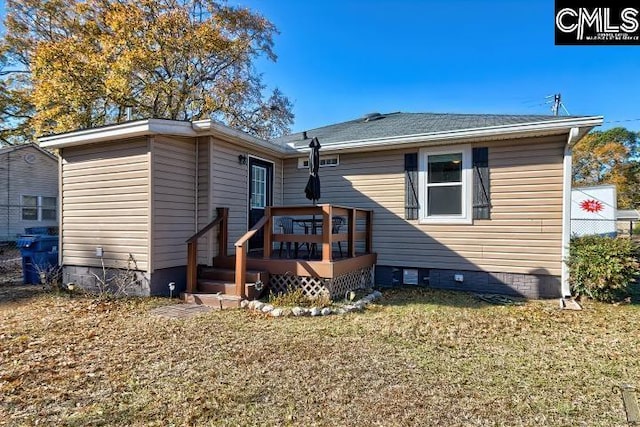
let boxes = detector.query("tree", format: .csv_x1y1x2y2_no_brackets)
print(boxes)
0,0,293,143
572,127,640,208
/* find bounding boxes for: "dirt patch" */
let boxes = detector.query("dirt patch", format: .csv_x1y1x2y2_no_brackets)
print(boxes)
0,262,43,311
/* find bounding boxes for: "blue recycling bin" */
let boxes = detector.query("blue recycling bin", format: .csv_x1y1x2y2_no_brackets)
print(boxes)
24,226,59,236
16,235,59,284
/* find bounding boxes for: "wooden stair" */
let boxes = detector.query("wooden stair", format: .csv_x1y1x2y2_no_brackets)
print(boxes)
181,264,269,309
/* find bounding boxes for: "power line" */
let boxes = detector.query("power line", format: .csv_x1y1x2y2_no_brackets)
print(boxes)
604,118,640,124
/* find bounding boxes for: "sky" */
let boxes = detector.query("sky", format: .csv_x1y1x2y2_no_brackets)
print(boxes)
230,0,640,133
1,0,639,133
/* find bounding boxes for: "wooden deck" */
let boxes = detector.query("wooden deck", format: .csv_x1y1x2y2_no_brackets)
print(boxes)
186,204,376,299
214,252,377,279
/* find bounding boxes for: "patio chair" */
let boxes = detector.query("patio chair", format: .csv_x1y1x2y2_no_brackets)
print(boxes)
296,219,315,255
277,216,295,258
332,216,346,257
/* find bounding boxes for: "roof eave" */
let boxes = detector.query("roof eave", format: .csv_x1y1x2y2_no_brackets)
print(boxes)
39,118,294,155
39,119,197,149
282,116,604,156
192,119,293,155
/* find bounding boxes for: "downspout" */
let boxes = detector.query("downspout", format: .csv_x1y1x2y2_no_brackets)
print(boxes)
195,137,199,233
561,127,580,297
281,159,284,205
58,151,63,266
6,150,10,241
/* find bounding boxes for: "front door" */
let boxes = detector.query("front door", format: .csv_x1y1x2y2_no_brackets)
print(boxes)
248,157,273,251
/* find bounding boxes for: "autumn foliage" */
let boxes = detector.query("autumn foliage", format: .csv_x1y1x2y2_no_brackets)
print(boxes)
572,127,640,209
1,0,293,143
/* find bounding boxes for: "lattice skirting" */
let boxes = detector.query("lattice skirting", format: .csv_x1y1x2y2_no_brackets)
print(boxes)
269,267,373,299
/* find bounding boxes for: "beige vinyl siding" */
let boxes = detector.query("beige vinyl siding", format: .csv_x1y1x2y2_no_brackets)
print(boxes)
0,146,58,241
151,136,196,270
210,137,283,254
283,134,566,276
61,139,149,270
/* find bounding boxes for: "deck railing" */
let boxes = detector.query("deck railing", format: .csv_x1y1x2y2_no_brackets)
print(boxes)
185,207,228,293
234,215,269,297
234,204,373,296
266,205,373,261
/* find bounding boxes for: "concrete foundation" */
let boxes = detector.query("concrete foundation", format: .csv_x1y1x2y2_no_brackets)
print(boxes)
375,265,561,299
62,265,187,297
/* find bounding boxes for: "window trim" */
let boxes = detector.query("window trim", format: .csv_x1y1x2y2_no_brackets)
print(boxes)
297,155,339,169
21,195,57,222
418,145,472,224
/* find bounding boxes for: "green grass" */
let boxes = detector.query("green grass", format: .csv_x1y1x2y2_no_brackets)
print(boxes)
1,285,640,426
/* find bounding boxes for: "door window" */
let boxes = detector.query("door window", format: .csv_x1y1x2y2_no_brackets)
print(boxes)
250,164,267,209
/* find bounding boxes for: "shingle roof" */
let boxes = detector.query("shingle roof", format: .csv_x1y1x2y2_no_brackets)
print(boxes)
275,112,587,148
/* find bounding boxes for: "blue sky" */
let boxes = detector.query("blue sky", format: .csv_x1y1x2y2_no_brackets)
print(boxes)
2,0,639,133
232,0,640,133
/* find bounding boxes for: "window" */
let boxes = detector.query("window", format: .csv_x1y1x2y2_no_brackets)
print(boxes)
41,197,57,220
250,165,266,209
22,196,38,220
418,146,472,224
297,155,339,168
22,195,57,221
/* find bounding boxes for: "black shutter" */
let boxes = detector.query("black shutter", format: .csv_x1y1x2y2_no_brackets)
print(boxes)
472,147,490,219
405,153,419,220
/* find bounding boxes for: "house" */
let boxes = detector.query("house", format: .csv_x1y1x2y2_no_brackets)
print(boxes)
0,143,59,242
617,209,640,221
616,208,640,236
39,112,602,301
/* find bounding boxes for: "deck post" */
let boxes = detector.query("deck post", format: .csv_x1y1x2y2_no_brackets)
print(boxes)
348,209,357,257
263,206,272,259
235,242,247,297
186,241,197,293
322,204,333,262
365,210,373,254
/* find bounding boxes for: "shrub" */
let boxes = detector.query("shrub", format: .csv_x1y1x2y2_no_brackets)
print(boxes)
567,235,640,302
268,285,332,307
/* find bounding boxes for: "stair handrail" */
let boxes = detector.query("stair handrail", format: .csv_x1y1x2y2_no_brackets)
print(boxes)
234,210,270,298
186,207,228,293
234,215,269,248
187,208,226,243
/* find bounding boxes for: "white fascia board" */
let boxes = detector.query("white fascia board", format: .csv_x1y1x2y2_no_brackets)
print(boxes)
284,116,604,156
39,119,197,148
194,119,293,155
39,117,293,155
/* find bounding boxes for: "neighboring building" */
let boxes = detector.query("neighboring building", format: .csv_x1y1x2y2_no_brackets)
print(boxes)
39,112,602,299
617,209,640,221
616,208,640,236
0,144,59,241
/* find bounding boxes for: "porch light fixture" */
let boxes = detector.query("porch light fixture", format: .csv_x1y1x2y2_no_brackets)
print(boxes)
238,154,247,165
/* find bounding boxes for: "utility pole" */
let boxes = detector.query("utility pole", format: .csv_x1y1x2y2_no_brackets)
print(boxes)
552,93,561,116
547,93,570,116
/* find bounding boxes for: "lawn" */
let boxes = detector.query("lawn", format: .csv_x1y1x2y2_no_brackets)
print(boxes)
1,282,639,426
